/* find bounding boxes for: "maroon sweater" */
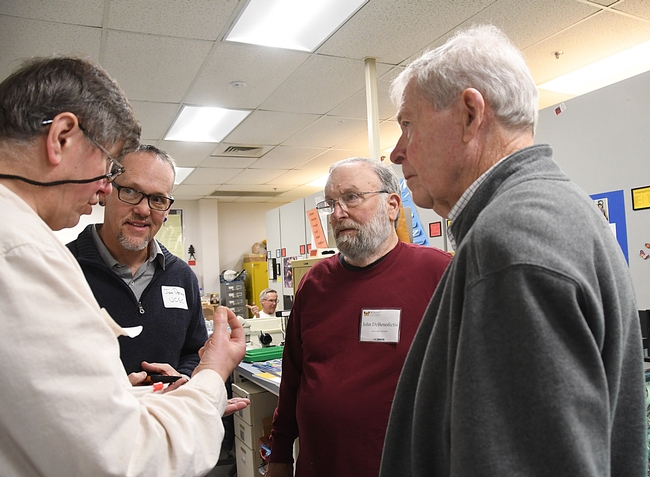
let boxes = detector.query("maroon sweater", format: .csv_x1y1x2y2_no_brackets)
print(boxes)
269,240,452,477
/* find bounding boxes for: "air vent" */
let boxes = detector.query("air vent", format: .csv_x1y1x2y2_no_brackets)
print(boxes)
211,144,268,157
223,145,262,154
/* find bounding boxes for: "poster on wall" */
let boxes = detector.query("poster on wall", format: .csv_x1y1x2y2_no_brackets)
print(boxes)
283,256,298,289
156,209,184,259
590,191,628,264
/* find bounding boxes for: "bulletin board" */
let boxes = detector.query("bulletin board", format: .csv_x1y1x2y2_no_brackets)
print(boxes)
156,209,184,259
590,190,628,264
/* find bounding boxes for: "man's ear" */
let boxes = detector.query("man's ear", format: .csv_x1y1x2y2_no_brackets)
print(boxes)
387,192,401,222
44,112,79,166
460,88,485,143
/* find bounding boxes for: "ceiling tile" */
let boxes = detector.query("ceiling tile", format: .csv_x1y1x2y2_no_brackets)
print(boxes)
0,0,103,25
260,55,367,114
225,168,288,185
108,0,237,40
327,62,394,120
200,156,258,168
159,141,217,167
283,116,367,148
318,0,493,63
524,10,650,84
0,16,101,80
267,168,329,186
172,183,218,196
103,30,213,102
612,0,650,22
185,42,310,108
249,146,326,170
183,167,242,185
130,101,180,140
223,110,320,145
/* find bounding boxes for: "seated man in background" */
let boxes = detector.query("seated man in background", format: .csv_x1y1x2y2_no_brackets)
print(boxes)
265,157,452,477
0,55,247,477
67,144,206,383
247,287,279,318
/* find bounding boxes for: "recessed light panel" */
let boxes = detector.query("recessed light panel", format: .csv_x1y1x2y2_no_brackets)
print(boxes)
174,167,194,185
225,0,368,52
165,106,251,143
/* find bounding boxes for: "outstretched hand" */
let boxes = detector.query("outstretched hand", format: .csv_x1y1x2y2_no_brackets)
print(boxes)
193,306,246,382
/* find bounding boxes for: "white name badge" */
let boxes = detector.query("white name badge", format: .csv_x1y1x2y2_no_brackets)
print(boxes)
161,286,188,310
359,309,401,343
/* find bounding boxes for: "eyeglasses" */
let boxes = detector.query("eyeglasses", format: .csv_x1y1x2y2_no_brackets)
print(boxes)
315,190,389,214
42,119,125,182
113,184,175,211
262,299,278,304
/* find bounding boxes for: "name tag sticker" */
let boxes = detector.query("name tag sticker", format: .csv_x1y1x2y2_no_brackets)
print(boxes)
359,309,401,343
161,286,188,310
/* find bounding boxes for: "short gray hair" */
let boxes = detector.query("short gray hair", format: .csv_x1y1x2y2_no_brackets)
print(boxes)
329,157,400,195
260,288,278,302
391,24,538,133
135,144,177,183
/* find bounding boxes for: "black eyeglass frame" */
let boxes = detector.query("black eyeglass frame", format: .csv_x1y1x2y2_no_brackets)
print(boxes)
113,183,175,211
315,190,390,213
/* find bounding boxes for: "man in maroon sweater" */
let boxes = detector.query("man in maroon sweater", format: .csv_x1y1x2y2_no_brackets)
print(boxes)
266,157,452,477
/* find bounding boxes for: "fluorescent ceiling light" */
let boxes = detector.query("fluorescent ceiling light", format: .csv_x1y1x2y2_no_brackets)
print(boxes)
225,0,368,52
174,167,194,185
165,106,251,143
539,39,650,96
307,174,329,187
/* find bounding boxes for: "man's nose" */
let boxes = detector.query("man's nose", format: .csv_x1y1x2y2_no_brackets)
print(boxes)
330,200,349,220
390,135,406,164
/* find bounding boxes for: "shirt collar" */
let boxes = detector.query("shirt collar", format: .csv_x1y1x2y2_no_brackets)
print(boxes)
91,224,165,270
446,156,506,250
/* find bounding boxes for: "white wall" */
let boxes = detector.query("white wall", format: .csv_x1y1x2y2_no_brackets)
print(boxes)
535,70,650,309
217,202,279,271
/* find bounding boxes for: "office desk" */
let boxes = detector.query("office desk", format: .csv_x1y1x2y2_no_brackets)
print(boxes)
234,361,280,396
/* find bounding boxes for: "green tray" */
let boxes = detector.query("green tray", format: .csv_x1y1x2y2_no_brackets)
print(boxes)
243,346,284,363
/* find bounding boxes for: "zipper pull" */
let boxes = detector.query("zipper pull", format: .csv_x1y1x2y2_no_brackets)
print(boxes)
138,302,145,314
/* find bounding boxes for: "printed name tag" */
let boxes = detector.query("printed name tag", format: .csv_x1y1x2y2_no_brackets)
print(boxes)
359,309,401,343
161,286,188,310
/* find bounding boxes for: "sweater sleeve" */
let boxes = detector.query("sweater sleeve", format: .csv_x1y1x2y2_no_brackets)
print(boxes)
447,264,617,476
268,296,303,463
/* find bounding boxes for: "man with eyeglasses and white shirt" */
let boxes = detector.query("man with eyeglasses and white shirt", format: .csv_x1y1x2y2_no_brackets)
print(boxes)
265,157,452,477
247,288,279,318
67,144,208,385
0,56,246,477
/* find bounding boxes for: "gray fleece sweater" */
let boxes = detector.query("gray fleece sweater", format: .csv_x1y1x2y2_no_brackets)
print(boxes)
380,144,646,477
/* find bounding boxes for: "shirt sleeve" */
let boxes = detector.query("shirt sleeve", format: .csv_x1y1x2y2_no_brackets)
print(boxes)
0,237,227,477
